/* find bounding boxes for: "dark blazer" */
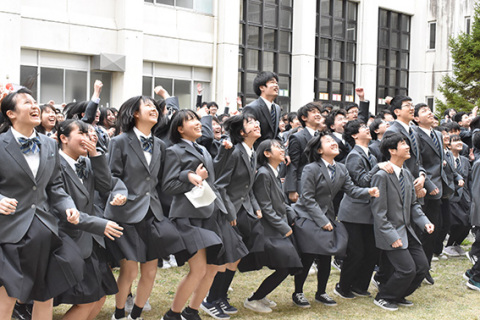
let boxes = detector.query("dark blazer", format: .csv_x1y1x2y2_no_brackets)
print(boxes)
285,128,313,193
450,155,471,203
57,155,111,258
293,160,371,228
470,159,480,226
104,130,166,223
0,129,76,244
162,140,227,219
214,143,260,221
331,134,352,164
243,97,281,149
254,165,297,237
369,139,383,162
371,169,430,251
385,121,424,179
338,145,380,224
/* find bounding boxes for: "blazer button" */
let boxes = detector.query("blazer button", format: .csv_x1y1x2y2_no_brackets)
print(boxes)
146,192,150,196
241,197,244,201
32,186,37,190
245,185,249,189
146,177,150,181
31,204,36,209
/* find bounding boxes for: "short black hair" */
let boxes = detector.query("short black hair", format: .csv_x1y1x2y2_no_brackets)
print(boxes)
256,139,283,167
473,131,480,150
369,118,385,140
207,101,218,109
453,111,467,123
450,134,462,143
380,132,407,160
345,103,359,112
297,102,322,127
445,121,461,132
304,131,330,163
0,88,34,133
470,116,480,131
57,119,89,149
117,96,156,133
343,119,365,146
444,108,455,117
413,102,429,117
376,108,393,120
253,71,279,96
389,95,412,119
169,109,201,144
222,113,256,145
287,112,298,123
325,109,346,132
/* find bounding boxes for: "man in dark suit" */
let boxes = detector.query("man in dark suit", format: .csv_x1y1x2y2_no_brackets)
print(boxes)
243,71,281,149
326,109,350,164
285,103,323,203
371,133,434,311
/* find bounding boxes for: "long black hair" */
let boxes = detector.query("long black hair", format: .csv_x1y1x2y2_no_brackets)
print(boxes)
0,88,34,133
56,119,89,149
116,95,157,133
168,109,201,144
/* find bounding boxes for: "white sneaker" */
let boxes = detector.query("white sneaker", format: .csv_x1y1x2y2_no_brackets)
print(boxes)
112,314,127,320
443,246,460,257
128,316,143,320
168,255,178,267
125,295,135,313
308,263,318,275
454,245,467,256
143,299,151,312
244,298,272,313
258,297,277,308
432,255,439,262
162,259,172,269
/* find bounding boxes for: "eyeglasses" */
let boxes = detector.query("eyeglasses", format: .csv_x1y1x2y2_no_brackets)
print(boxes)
247,120,260,126
347,109,359,114
401,102,414,108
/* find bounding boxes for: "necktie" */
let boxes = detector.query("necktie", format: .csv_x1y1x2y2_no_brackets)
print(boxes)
18,137,41,154
399,169,405,201
250,152,256,170
455,158,460,169
193,142,204,156
367,152,375,167
328,164,336,181
75,157,88,180
314,130,320,137
408,128,418,156
270,105,276,128
140,136,153,153
430,131,440,153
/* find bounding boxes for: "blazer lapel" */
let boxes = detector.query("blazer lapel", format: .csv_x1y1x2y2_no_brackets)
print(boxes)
182,140,205,165
317,161,334,193
388,172,404,204
238,143,254,183
4,130,35,183
35,135,50,182
60,157,90,199
150,137,161,171
354,145,372,170
418,129,441,156
395,122,417,157
127,131,150,172
259,100,274,131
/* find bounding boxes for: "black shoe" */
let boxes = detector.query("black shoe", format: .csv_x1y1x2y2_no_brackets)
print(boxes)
331,259,342,271
292,292,311,308
396,298,414,307
464,269,473,280
351,287,371,297
424,272,435,285
12,302,32,320
333,283,355,299
315,293,337,306
374,298,398,311
161,310,182,320
181,307,202,320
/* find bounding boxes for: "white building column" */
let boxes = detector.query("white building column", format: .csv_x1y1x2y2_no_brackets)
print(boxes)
0,2,21,84
290,0,317,111
215,0,241,112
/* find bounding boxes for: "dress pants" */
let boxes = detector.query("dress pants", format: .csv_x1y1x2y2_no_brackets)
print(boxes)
376,232,429,302
421,198,441,265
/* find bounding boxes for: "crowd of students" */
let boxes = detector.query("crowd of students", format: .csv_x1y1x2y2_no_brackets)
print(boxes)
0,70,479,320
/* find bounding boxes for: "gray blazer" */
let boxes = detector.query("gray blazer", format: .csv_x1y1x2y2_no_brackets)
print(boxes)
254,165,297,237
371,169,430,251
294,160,371,228
338,145,380,224
214,143,260,221
57,155,111,258
470,159,480,226
385,121,424,179
243,97,281,149
162,140,227,219
285,128,313,193
0,129,76,244
103,130,166,223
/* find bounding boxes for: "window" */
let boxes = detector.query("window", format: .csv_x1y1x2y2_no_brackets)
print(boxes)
426,97,434,110
314,0,358,106
238,0,293,110
376,9,411,113
145,0,213,15
429,22,436,50
142,62,211,109
20,50,112,107
466,17,471,35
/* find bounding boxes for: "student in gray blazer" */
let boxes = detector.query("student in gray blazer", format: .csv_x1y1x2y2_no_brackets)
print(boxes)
0,88,82,319
371,133,434,311
291,132,379,308
53,119,125,318
105,96,185,320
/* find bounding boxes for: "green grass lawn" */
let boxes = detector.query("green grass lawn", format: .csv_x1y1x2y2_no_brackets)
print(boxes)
52,255,480,320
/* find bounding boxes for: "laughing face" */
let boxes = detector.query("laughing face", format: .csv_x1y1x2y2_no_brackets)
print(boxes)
260,78,279,101
41,106,56,131
6,93,41,130
319,134,340,158
179,114,202,141
135,99,159,128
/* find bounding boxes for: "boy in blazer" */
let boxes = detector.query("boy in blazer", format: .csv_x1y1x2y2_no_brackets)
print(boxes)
371,133,434,311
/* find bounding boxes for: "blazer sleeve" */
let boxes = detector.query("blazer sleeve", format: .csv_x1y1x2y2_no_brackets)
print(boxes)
358,100,370,123
341,169,372,200
197,115,214,149
47,150,77,217
249,188,260,212
162,147,196,195
253,170,291,236
371,173,401,246
300,165,330,227
345,152,379,187
166,96,180,112
214,155,238,221
90,154,112,194
81,100,98,124
107,138,128,199
76,211,109,236
196,95,202,109
285,134,301,193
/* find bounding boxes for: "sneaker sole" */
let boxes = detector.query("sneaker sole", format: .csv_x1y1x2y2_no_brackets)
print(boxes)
398,303,414,307
333,288,355,299
223,309,238,315
315,299,337,307
466,281,480,291
463,273,471,281
352,291,371,297
292,302,311,309
243,302,272,313
373,300,398,311
200,304,230,319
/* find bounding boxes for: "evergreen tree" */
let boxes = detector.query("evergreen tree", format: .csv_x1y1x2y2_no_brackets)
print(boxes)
436,3,480,117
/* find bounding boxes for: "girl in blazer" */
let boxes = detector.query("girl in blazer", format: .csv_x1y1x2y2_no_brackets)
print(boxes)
104,96,186,320
0,88,83,320
244,139,302,313
292,132,379,308
203,114,260,317
54,119,124,319
161,110,240,320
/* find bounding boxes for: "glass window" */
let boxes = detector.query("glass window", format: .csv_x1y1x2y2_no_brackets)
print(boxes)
320,0,330,14
466,17,471,34
429,22,436,49
40,68,63,104
333,0,343,18
279,31,291,52
319,38,331,58
317,59,329,79
176,0,193,8
279,8,292,28
154,77,173,96
264,5,278,26
249,2,262,24
333,19,345,38
263,51,275,70
320,17,332,36
333,40,344,60
65,70,87,104
264,28,276,50
174,79,191,108
142,76,152,97
246,49,259,70
156,0,174,5
20,65,38,99
90,72,112,107
247,26,261,48
278,53,290,74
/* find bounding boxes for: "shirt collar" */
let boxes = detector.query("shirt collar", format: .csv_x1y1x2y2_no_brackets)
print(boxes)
181,138,194,147
260,96,273,112
59,150,79,171
305,126,317,137
11,127,37,143
388,161,403,179
418,126,432,135
268,164,279,177
357,145,369,157
332,131,343,141
242,142,254,158
322,158,336,167
395,120,411,133
133,126,151,142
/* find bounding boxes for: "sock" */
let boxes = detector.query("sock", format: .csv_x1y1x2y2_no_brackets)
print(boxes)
183,306,199,314
220,269,236,299
207,272,225,303
114,307,125,319
130,304,143,319
166,309,181,317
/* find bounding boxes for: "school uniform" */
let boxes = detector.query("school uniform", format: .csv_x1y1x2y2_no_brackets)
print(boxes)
337,145,380,293
293,159,371,295
371,165,430,303
162,140,234,265
104,129,185,263
369,139,383,162
243,97,281,149
285,127,315,195
469,159,480,281
0,129,84,302
54,152,118,305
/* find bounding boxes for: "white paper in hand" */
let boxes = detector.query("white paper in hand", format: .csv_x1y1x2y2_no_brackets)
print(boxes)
184,183,217,208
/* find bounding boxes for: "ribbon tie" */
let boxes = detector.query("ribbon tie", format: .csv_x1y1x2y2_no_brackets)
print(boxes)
75,157,88,180
18,137,41,154
140,136,154,153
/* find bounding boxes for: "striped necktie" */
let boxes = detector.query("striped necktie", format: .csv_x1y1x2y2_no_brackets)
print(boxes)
328,164,336,181
455,157,460,169
430,131,440,153
270,105,276,128
399,169,405,201
75,156,88,180
193,142,204,157
140,136,153,153
408,128,417,156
